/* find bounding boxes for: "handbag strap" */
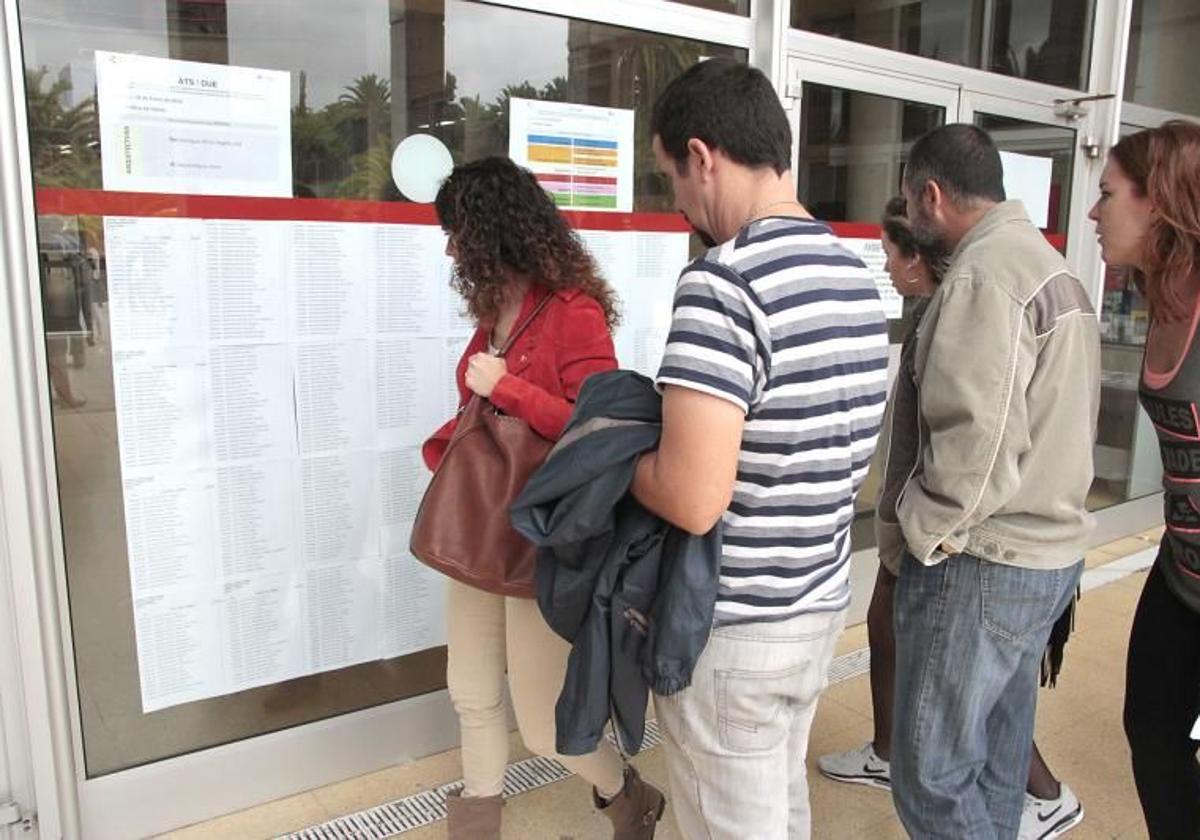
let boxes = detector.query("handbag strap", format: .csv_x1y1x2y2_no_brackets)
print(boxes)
495,289,554,358
450,289,555,427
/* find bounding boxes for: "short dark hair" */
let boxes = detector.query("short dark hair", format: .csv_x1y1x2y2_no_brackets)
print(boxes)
881,196,919,258
903,123,1006,206
882,195,946,282
651,58,791,176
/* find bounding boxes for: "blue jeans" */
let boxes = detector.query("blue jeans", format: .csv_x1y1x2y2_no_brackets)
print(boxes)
891,552,1082,840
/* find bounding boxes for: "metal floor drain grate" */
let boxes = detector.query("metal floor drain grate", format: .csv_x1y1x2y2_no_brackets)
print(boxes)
281,721,663,839
281,553,1150,838
827,646,871,685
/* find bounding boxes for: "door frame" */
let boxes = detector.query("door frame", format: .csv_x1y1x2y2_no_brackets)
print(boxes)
957,89,1104,299
783,52,962,177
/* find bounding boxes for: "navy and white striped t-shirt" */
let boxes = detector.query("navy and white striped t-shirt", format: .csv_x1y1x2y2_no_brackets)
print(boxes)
656,216,889,625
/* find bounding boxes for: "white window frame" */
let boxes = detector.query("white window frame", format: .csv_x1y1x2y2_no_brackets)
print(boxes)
957,89,1099,285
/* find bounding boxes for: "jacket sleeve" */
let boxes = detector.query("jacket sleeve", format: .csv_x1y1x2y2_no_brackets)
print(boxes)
488,297,617,441
897,275,1035,563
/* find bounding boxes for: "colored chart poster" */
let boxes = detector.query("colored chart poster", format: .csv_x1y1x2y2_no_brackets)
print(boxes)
96,51,292,198
508,98,634,212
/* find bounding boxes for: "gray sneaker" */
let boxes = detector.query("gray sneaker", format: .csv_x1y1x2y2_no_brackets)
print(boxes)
816,742,891,791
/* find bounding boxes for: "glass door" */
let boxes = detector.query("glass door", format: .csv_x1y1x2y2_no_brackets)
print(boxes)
787,54,958,524
957,92,1086,256
785,55,958,618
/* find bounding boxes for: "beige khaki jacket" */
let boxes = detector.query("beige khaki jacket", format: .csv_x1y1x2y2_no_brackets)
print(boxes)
894,200,1100,570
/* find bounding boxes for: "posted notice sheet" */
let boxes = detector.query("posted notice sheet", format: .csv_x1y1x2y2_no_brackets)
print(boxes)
107,214,686,711
96,51,292,198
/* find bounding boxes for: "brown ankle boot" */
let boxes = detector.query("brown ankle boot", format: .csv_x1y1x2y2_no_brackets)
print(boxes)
595,765,666,839
445,789,502,839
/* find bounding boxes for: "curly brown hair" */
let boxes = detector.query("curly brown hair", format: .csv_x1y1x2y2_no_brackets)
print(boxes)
434,156,619,330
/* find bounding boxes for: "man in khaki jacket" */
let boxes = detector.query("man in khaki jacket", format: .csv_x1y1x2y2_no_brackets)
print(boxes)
889,124,1099,839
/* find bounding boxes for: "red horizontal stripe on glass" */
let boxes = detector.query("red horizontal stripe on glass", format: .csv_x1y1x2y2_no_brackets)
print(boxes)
34,188,691,233
828,220,1068,251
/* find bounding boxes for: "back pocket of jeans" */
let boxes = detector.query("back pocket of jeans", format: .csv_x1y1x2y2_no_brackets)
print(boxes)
714,665,803,753
979,563,1065,643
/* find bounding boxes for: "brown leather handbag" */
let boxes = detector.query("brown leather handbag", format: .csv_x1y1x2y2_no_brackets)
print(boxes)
409,293,554,598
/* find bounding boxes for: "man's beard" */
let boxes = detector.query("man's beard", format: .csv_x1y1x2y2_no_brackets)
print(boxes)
910,205,950,257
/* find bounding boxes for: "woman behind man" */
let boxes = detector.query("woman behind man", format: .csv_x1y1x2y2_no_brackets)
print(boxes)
1089,120,1200,839
818,197,1083,840
422,157,664,839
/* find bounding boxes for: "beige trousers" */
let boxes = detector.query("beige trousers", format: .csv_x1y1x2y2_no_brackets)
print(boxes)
654,608,846,840
445,578,626,799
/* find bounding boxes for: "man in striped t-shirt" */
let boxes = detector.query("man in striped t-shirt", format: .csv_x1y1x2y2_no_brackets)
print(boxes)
630,59,888,839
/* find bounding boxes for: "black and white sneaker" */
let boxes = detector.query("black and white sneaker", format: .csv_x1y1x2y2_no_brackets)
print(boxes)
816,742,891,791
1019,782,1084,840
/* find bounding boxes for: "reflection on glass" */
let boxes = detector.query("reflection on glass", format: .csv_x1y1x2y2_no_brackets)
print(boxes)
985,0,1093,89
1095,272,1161,509
791,0,1094,89
19,0,743,777
798,82,943,223
671,0,750,14
974,113,1074,241
796,81,945,548
793,0,982,68
1091,121,1163,510
1125,0,1200,116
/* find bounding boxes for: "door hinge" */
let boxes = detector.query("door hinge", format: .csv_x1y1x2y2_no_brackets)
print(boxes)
0,802,33,832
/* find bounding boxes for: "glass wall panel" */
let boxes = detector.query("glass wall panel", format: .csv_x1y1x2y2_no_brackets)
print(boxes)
796,81,945,549
792,1,982,69
974,113,1074,244
1094,123,1163,509
790,0,1094,90
18,0,743,776
1125,0,1200,116
672,0,749,14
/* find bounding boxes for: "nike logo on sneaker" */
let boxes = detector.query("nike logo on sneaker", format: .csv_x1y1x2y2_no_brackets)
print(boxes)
862,762,887,776
1037,804,1063,822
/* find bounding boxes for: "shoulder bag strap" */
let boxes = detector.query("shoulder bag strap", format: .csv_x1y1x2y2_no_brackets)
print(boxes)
451,290,554,428
496,290,554,358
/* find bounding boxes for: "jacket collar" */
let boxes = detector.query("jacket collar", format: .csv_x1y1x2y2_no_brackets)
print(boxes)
949,200,1031,264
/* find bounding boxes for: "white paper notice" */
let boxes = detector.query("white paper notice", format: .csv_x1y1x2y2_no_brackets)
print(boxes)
580,229,689,377
999,151,1053,230
840,238,903,320
111,211,686,712
95,51,292,197
107,215,453,712
509,98,635,213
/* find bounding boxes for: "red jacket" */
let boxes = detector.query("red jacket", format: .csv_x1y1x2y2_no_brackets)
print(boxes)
422,286,618,471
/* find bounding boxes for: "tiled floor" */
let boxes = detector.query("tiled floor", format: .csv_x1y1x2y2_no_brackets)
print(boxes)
159,529,1166,840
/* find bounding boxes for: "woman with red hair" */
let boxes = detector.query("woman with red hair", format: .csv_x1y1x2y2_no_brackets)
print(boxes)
1089,120,1200,838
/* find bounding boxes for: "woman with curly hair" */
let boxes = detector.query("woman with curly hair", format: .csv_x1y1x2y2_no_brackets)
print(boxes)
423,156,664,840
